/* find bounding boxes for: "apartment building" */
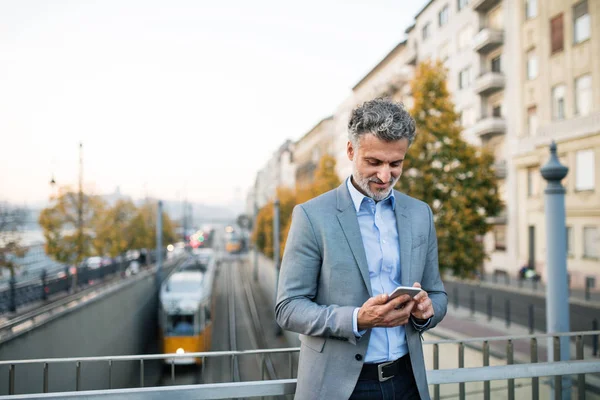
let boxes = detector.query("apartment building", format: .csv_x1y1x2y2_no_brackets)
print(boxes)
252,140,295,209
513,0,599,287
333,41,413,180
403,0,520,276
294,116,335,188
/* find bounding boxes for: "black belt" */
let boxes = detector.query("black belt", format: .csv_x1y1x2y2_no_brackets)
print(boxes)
358,354,411,382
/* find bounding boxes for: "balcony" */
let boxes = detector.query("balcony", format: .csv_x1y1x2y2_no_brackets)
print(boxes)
473,28,504,54
536,111,600,145
474,72,505,96
471,0,502,13
471,117,506,138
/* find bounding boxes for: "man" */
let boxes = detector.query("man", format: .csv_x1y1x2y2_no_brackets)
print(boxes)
275,99,447,399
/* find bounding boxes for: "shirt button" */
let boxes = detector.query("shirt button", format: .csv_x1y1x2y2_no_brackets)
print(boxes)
355,354,363,361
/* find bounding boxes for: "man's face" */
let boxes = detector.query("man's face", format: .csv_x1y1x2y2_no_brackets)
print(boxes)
347,134,409,201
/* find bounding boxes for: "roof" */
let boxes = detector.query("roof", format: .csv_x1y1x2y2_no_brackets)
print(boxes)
352,40,407,91
296,115,334,145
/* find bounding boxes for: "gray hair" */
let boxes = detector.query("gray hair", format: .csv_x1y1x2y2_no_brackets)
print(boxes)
347,98,416,147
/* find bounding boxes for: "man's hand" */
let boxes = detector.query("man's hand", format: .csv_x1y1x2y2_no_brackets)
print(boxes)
357,293,415,331
410,282,434,321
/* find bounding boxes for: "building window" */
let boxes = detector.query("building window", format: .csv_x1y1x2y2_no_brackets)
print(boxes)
526,49,538,80
573,1,590,44
458,67,471,89
492,105,502,117
527,167,535,197
422,22,431,40
551,84,566,120
527,106,537,136
457,25,473,51
550,14,564,54
491,55,501,73
575,74,592,116
526,0,537,19
494,225,507,251
566,226,573,256
439,5,449,27
575,149,595,191
583,227,598,258
458,0,469,11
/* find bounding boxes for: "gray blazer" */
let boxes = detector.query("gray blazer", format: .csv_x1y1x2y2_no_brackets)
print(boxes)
276,182,447,400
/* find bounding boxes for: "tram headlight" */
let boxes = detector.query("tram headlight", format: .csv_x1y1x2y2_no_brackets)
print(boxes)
176,348,185,354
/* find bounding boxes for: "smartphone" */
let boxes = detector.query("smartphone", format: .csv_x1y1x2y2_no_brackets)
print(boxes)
388,286,422,301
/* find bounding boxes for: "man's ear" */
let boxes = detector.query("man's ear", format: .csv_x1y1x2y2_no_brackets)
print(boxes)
347,141,354,161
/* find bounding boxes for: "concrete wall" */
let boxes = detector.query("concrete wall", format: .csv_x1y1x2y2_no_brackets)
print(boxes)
0,272,162,395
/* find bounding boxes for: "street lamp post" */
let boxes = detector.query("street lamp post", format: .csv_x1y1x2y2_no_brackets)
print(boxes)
273,198,282,336
540,141,570,400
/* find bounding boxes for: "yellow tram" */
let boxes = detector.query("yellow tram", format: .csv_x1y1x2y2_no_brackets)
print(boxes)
159,254,216,364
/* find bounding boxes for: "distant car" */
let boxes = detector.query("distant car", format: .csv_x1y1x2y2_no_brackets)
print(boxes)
85,257,103,269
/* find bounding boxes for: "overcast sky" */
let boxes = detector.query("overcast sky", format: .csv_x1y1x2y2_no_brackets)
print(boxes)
0,0,427,208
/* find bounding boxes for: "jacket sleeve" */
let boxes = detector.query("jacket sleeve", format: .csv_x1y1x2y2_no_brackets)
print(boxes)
419,204,448,331
275,205,357,344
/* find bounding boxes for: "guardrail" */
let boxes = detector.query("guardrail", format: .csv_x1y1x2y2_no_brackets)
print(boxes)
1,331,599,399
0,251,162,314
0,256,183,343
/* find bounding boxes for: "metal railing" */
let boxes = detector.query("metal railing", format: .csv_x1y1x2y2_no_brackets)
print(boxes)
1,331,599,399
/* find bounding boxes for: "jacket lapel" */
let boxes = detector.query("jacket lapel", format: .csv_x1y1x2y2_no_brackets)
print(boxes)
394,192,412,287
335,184,372,296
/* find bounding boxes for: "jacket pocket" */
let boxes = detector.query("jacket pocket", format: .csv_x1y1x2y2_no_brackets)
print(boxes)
299,334,326,353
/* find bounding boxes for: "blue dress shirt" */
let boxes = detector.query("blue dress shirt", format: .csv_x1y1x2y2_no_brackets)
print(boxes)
346,177,409,363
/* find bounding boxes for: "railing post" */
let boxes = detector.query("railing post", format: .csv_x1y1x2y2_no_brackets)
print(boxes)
507,340,514,400
43,363,49,393
541,142,571,400
9,364,15,395
41,269,48,301
554,337,562,400
8,275,16,313
483,341,490,400
528,304,535,334
576,335,585,400
593,319,599,357
433,343,440,400
458,342,465,400
75,361,81,391
531,338,539,400
140,359,144,388
469,290,475,317
453,287,459,310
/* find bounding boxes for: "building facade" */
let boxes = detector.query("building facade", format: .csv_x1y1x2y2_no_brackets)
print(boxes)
294,116,335,187
513,0,599,287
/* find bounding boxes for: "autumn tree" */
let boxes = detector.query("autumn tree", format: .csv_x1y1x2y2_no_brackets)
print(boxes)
0,203,27,279
280,154,341,256
128,202,177,251
38,186,106,264
252,187,296,259
397,60,502,277
93,199,137,258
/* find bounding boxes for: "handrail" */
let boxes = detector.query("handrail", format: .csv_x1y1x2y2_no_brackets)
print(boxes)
1,330,598,366
1,360,599,399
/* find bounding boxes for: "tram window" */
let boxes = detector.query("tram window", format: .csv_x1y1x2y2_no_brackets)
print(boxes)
168,314,195,335
181,261,208,272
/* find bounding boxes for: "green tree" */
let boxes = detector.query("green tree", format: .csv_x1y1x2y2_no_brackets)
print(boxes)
38,186,106,264
0,203,27,279
397,60,502,278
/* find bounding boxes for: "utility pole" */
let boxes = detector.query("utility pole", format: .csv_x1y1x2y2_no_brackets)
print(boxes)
273,198,282,336
75,142,84,291
156,200,163,286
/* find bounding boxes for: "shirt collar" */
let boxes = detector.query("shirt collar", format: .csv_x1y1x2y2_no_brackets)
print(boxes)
346,176,396,213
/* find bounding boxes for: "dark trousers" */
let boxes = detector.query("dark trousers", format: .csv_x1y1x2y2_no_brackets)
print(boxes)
349,356,420,400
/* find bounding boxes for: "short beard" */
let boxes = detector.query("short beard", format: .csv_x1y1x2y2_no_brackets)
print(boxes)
352,161,399,201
